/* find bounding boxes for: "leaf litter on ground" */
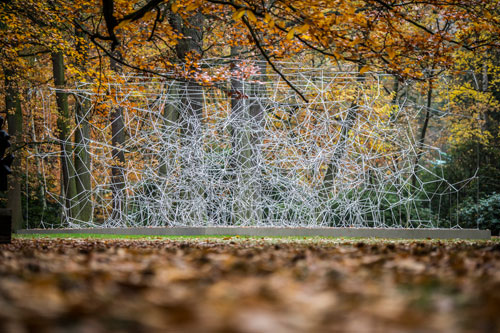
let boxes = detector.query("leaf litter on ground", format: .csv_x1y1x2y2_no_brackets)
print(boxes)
0,237,499,332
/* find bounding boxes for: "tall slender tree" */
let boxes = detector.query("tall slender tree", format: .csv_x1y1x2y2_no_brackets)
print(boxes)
229,47,265,224
109,52,127,222
73,25,93,223
4,69,24,230
52,52,78,220
170,11,207,223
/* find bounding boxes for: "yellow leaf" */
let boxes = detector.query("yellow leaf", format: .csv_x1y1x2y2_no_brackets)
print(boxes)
143,11,155,21
297,24,310,33
246,10,257,22
232,8,246,21
186,3,199,11
264,13,275,28
172,2,179,13
116,19,131,29
387,47,396,60
359,65,370,74
286,27,296,40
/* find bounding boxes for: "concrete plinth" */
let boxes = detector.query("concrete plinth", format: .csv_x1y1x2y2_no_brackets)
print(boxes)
17,227,491,239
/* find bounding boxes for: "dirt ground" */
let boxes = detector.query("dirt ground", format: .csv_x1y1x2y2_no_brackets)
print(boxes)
1,237,499,332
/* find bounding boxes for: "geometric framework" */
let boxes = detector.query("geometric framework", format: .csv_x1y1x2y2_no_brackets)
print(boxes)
24,61,476,229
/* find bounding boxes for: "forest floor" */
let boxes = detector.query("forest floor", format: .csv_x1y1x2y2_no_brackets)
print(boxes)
1,236,499,332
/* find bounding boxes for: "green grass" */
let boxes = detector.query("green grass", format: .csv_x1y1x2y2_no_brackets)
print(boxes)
14,233,230,240
12,233,499,243
13,233,359,241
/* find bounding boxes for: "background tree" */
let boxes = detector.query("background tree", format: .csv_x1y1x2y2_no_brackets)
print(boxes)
1,0,500,229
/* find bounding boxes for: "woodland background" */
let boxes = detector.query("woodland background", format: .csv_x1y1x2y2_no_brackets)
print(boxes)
1,0,500,233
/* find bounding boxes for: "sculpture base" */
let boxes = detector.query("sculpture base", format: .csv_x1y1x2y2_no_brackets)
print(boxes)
17,226,491,240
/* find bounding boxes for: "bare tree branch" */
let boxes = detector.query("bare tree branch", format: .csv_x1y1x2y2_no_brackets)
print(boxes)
241,16,309,103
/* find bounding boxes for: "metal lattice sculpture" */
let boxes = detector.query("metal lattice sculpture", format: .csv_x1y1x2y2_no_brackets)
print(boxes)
24,62,474,229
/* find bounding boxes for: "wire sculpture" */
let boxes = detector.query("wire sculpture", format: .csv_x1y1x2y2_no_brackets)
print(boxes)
23,61,477,229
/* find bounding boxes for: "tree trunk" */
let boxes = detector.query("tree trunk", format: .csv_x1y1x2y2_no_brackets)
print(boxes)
318,69,366,224
159,83,179,177
51,52,77,221
322,72,366,197
230,48,265,224
177,79,205,224
73,26,92,223
389,75,400,122
171,12,207,224
171,11,205,143
4,70,24,231
412,81,433,188
158,82,179,224
109,53,126,222
321,101,358,197
29,103,47,225
481,61,493,134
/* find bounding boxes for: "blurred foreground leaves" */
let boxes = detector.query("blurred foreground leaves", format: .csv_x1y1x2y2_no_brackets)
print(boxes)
0,238,499,332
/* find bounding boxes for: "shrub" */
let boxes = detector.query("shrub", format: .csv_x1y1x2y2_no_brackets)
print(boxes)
459,193,500,235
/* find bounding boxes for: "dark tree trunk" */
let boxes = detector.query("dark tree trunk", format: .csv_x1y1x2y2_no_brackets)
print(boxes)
51,52,77,220
321,71,366,198
321,101,358,197
4,70,24,230
412,81,433,188
159,83,179,177
172,11,205,142
73,26,92,223
109,53,126,222
318,69,366,224
230,47,265,224
170,12,207,223
170,11,205,141
390,75,400,122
